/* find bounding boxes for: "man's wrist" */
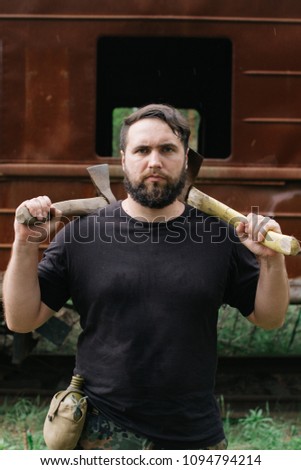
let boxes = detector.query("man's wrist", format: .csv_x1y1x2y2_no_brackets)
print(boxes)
257,252,286,270
13,239,41,252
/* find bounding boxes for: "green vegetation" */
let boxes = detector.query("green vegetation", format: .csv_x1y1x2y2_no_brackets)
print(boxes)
218,304,301,356
224,407,301,450
0,397,47,450
1,398,301,450
112,107,135,157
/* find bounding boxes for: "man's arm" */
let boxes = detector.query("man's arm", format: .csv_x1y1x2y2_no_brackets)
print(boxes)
3,196,61,333
236,214,290,330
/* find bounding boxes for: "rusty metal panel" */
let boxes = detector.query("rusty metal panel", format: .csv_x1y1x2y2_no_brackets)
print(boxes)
0,1,300,279
0,20,97,163
24,46,71,159
0,1,301,19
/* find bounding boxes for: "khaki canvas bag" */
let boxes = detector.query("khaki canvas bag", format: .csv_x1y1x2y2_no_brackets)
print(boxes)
43,376,87,450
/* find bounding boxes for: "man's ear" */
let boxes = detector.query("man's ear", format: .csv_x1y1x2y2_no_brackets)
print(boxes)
121,150,125,171
185,149,189,170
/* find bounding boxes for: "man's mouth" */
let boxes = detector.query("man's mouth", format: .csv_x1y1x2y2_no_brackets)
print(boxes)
143,172,167,183
144,175,166,182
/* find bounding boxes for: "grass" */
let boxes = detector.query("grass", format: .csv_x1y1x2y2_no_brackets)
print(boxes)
1,398,301,450
225,407,301,450
217,304,301,356
0,397,47,450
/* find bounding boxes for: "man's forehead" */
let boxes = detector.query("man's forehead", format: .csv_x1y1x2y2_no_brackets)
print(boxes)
127,118,181,144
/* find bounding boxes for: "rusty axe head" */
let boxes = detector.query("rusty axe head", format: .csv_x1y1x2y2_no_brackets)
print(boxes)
178,148,204,203
87,164,116,204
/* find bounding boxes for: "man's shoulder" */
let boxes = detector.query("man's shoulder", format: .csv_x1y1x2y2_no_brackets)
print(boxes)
185,204,231,225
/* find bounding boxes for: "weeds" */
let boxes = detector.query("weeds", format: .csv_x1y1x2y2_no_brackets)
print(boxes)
217,304,301,356
1,398,301,450
224,407,301,450
0,397,47,450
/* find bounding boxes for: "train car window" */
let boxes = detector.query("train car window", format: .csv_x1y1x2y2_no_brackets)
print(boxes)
96,37,232,159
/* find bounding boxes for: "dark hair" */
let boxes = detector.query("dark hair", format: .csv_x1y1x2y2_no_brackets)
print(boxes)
120,104,191,152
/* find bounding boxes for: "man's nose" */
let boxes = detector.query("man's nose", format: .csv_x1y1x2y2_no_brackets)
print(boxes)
148,150,163,168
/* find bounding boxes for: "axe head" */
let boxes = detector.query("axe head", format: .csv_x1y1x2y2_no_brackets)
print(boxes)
87,164,117,204
178,148,204,203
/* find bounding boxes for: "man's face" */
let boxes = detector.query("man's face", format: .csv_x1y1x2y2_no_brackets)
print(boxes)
121,118,188,209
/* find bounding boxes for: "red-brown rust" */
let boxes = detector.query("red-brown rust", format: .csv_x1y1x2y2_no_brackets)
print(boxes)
1,0,301,279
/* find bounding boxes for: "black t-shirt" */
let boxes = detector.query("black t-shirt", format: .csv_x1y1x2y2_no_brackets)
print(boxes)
38,202,259,446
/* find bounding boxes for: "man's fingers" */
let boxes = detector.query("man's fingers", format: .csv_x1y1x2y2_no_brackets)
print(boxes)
23,196,52,221
246,213,281,242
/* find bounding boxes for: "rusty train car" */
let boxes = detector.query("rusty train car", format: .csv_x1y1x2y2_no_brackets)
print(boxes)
1,0,301,360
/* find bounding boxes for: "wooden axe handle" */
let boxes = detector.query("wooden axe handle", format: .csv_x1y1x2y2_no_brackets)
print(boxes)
16,196,108,225
187,186,300,256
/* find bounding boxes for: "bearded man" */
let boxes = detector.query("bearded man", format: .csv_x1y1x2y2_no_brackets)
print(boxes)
3,104,289,450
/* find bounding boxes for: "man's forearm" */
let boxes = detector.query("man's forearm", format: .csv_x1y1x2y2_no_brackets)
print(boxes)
252,254,289,329
3,241,42,332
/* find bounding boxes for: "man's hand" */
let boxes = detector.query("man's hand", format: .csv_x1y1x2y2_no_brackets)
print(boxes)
14,196,62,245
235,213,283,258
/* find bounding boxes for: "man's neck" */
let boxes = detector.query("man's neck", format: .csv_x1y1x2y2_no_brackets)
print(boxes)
121,196,185,222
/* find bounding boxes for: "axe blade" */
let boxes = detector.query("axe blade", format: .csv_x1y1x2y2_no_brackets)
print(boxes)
87,164,116,204
178,148,204,203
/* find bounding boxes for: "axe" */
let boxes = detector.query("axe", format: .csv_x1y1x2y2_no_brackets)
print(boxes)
16,158,300,256
187,187,300,256
15,164,116,225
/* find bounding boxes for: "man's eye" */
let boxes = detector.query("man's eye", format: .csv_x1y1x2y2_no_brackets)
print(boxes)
137,148,148,154
162,146,174,153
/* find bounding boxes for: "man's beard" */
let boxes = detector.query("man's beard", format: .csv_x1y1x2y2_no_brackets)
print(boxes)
123,167,187,209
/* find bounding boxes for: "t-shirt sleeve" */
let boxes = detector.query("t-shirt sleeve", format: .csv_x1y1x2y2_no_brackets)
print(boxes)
223,239,260,317
38,227,70,312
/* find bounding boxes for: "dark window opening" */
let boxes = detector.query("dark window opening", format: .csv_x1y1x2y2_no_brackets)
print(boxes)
96,37,232,158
